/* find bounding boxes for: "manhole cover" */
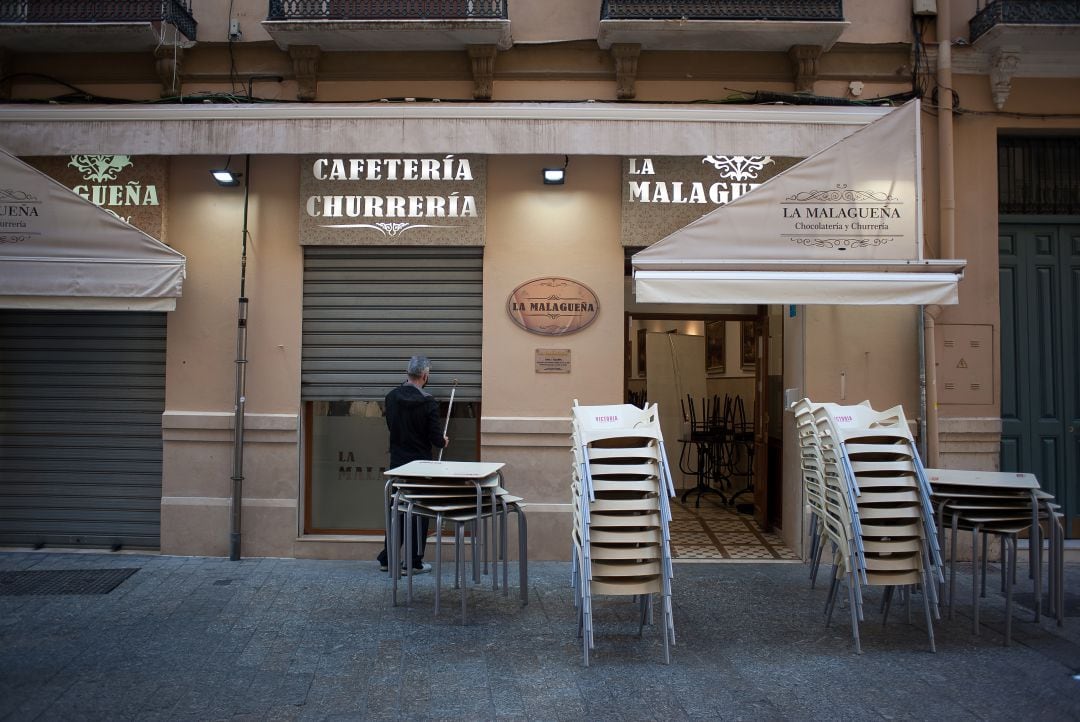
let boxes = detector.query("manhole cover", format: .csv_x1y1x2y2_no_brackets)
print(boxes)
0,568,138,596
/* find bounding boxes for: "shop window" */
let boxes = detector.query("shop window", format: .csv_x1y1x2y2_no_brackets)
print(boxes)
303,399,479,534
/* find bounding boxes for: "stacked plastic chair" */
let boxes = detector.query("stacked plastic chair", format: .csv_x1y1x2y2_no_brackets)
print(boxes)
569,401,677,666
792,399,866,650
794,398,944,653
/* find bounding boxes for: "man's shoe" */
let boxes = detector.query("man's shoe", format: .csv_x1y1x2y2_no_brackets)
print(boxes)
404,562,432,575
377,560,389,572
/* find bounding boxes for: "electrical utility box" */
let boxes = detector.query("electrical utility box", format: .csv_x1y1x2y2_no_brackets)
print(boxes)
913,0,938,15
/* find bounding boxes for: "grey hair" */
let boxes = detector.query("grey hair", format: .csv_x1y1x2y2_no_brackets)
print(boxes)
406,355,431,379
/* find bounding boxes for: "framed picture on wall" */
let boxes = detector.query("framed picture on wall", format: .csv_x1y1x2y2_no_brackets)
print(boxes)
706,321,725,374
636,328,647,378
741,320,756,371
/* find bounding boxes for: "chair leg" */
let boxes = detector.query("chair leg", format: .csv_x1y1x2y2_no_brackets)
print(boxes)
948,513,959,620
662,594,671,665
390,504,400,606
825,570,841,627
882,586,894,627
906,585,913,626
517,508,529,606
1004,533,1014,646
1000,534,1007,595
404,506,414,605
500,504,509,597
981,532,989,599
847,575,862,655
434,513,443,617
457,523,468,625
920,567,937,654
971,525,981,636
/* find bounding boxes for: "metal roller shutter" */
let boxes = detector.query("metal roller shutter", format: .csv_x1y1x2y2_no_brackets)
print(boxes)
0,310,166,549
302,246,483,402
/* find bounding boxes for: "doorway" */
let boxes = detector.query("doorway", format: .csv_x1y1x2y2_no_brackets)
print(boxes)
999,220,1080,537
624,306,793,560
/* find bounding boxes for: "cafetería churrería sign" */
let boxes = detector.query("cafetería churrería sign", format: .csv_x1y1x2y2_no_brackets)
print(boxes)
300,154,486,245
507,277,599,336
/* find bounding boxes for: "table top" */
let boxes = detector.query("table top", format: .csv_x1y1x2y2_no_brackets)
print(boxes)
385,460,505,480
924,468,1039,490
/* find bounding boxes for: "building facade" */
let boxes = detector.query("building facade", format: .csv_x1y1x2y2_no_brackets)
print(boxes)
0,0,1077,559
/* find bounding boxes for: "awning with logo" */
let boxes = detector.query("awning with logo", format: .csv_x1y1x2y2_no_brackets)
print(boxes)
632,100,965,306
0,148,185,311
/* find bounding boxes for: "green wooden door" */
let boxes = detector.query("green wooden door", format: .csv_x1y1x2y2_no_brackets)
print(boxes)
999,221,1080,536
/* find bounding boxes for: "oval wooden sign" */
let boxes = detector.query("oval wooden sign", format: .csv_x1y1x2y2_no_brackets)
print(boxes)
506,277,600,336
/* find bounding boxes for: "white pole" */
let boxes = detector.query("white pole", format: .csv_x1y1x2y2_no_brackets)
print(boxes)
438,379,458,461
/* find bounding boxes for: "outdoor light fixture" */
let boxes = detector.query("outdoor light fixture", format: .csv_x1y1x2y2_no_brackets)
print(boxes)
543,155,569,185
211,158,242,187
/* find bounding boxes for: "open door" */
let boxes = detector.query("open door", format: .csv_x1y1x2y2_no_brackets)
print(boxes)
752,307,770,528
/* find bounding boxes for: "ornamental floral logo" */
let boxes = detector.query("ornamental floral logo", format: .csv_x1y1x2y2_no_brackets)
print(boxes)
68,155,133,182
702,155,774,182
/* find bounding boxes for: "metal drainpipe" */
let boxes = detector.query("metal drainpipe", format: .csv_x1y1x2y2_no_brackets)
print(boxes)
229,153,251,562
228,79,281,561
924,304,942,466
924,0,955,468
918,306,928,461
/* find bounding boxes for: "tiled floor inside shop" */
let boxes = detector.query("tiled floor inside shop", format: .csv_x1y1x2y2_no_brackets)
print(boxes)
670,498,800,561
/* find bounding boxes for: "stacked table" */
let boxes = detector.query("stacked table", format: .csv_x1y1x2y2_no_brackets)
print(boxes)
383,460,528,623
927,468,1065,643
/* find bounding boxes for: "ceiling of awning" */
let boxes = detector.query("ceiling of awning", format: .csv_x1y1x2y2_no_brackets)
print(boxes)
0,148,185,311
632,100,966,306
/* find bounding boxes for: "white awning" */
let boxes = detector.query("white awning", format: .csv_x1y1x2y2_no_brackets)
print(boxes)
632,100,966,306
0,148,185,311
634,264,964,306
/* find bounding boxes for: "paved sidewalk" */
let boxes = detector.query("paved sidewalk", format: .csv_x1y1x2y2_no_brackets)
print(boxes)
1,551,1078,721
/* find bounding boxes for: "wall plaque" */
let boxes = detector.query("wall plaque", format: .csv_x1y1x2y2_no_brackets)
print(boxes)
535,349,571,373
507,277,599,336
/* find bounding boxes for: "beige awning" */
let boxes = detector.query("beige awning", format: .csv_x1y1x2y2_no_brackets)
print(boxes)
0,102,892,157
632,100,965,306
0,148,185,311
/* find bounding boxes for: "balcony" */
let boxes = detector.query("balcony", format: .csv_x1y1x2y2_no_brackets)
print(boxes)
597,0,848,52
970,0,1080,48
961,0,1080,108
0,0,196,53
263,0,512,52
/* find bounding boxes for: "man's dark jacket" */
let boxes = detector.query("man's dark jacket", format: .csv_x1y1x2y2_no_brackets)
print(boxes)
385,382,446,468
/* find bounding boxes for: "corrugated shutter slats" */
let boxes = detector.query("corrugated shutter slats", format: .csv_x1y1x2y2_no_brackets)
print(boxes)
302,246,483,401
0,310,166,549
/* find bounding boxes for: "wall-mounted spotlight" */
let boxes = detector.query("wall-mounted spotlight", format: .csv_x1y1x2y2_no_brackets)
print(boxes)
211,157,242,187
543,155,569,185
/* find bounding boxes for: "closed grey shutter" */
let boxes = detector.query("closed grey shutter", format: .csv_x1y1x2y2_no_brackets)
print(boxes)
302,246,482,401
0,310,166,549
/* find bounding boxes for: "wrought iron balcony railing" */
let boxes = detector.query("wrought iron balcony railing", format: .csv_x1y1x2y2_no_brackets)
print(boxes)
267,0,508,21
600,0,844,22
0,1,197,40
971,0,1080,43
